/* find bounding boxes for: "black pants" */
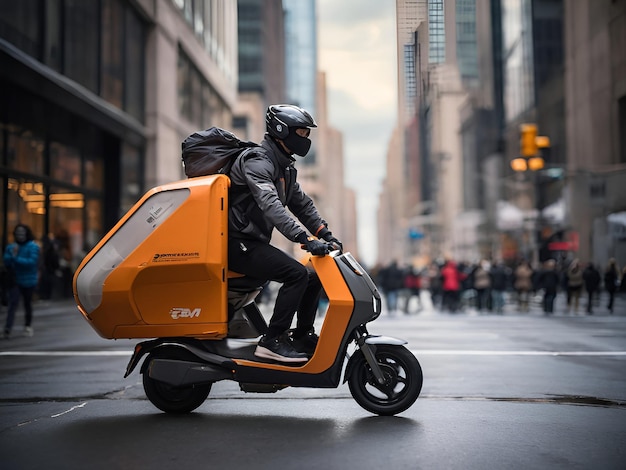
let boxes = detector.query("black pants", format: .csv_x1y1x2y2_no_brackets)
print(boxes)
228,237,321,339
607,289,616,312
5,285,34,332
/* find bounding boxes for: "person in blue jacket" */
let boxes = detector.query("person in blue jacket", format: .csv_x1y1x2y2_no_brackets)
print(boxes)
3,224,40,338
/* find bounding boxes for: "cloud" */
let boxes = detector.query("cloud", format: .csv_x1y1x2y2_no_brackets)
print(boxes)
318,5,396,110
318,0,397,265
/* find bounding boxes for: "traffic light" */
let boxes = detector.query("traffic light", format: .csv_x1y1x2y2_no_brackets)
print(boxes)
513,123,551,172
528,157,545,171
520,123,538,157
510,158,527,172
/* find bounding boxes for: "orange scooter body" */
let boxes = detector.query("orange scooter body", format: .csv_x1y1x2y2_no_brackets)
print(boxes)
73,171,362,375
73,175,230,340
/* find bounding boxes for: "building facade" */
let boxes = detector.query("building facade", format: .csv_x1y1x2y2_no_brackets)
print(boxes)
0,0,237,297
564,0,626,266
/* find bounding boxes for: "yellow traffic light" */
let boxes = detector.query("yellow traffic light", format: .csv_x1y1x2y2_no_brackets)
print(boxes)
528,157,545,171
511,158,528,172
535,135,551,148
520,123,538,157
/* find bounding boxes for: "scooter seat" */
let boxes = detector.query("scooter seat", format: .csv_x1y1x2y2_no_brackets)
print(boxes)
227,274,267,292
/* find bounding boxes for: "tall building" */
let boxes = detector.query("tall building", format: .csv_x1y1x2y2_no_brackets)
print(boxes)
392,0,488,262
0,0,238,297
235,0,286,141
499,0,566,263
283,0,317,113
377,1,429,264
564,0,626,265
397,0,428,122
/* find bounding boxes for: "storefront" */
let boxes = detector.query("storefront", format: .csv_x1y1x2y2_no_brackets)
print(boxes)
0,86,146,297
0,77,144,297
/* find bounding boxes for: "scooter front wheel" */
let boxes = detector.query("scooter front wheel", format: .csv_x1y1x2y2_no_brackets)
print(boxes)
347,344,422,416
142,348,212,414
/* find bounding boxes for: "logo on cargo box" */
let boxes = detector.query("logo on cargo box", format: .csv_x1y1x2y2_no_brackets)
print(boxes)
152,252,200,262
170,307,201,319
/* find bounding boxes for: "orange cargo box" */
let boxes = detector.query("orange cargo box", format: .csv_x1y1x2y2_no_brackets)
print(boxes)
73,175,230,339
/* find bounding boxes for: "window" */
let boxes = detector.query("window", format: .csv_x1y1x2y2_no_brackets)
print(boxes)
64,0,100,93
101,0,125,109
125,7,145,122
0,0,41,58
6,178,46,236
178,47,224,128
120,143,142,213
84,153,104,191
6,127,45,175
44,0,63,71
50,142,81,186
48,185,85,271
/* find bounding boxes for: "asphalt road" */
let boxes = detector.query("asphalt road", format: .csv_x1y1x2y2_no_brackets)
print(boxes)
1,295,625,469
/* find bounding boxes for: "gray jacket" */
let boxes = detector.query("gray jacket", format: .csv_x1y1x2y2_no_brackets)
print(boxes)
228,135,327,243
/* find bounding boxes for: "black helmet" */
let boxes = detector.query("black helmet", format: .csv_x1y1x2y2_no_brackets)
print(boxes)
265,104,317,157
265,104,317,140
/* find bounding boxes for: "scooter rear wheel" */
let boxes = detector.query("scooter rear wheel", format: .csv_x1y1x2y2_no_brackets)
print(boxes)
347,344,422,416
142,348,212,414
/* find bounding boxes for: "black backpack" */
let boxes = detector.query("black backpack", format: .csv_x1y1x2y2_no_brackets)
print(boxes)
181,127,259,178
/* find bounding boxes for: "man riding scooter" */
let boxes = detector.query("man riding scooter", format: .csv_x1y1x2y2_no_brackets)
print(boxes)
228,104,342,363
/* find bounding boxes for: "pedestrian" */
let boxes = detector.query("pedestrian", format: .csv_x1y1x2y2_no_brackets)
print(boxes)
583,262,601,314
490,261,510,314
537,259,560,314
441,259,463,312
565,259,583,313
402,266,422,314
427,262,442,309
603,258,620,314
472,260,492,312
3,224,40,338
378,260,405,314
227,104,342,363
513,260,534,312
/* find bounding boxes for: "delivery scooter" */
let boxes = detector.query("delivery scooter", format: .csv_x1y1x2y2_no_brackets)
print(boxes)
73,174,423,416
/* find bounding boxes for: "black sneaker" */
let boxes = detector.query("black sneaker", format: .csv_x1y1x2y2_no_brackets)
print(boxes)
289,329,319,356
254,334,309,363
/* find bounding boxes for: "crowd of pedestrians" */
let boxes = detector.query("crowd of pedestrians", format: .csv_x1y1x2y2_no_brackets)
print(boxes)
372,256,626,316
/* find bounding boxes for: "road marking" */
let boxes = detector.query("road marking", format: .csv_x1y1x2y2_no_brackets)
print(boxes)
410,350,626,356
51,402,88,418
1,350,626,357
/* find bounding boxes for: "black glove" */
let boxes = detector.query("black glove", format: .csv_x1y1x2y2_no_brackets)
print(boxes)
297,233,329,256
318,227,343,252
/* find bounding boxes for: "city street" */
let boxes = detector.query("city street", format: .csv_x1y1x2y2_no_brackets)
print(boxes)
1,295,625,469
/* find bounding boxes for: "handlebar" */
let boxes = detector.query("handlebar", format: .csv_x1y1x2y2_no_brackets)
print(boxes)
299,240,343,256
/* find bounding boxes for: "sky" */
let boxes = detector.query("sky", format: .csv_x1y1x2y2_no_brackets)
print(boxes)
317,0,397,267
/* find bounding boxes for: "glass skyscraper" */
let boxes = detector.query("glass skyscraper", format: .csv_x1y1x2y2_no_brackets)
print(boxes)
456,0,478,86
283,0,317,116
428,0,445,63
